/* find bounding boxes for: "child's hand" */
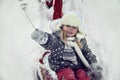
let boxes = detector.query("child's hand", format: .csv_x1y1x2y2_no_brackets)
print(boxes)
31,29,48,44
88,63,103,80
31,29,41,41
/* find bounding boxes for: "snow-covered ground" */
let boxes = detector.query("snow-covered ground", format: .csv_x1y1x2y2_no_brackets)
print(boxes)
0,0,120,80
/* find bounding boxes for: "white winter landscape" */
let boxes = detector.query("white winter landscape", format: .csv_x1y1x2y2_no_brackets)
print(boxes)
0,0,120,80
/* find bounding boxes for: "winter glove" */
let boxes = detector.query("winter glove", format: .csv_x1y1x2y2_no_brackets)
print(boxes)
31,29,48,44
88,63,103,80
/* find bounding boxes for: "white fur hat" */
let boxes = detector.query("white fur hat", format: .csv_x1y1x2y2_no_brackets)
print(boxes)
50,12,86,38
61,12,80,28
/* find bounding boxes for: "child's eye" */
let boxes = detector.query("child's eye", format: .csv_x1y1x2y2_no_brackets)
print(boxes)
66,25,77,29
72,27,76,29
66,25,71,27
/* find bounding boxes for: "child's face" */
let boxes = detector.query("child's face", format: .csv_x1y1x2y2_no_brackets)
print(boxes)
62,25,78,37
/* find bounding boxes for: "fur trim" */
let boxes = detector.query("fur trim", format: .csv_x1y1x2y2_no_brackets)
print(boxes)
50,19,61,32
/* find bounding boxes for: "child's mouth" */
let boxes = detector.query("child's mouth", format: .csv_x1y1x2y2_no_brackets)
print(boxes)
66,31,73,36
67,31,72,34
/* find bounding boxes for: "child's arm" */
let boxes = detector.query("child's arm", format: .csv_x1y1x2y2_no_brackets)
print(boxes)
81,38,97,64
81,38,103,79
31,29,62,50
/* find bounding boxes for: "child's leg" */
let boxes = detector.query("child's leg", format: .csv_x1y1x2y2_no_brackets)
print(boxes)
76,69,90,80
56,68,77,80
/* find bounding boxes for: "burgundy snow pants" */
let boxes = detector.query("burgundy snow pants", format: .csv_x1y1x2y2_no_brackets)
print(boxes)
56,68,90,80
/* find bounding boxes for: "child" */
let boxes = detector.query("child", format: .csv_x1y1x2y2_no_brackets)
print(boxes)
31,13,102,80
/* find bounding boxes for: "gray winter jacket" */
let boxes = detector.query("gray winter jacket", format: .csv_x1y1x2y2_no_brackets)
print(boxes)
36,31,97,72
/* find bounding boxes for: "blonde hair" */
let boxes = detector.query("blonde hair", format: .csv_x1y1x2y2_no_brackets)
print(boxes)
59,25,83,48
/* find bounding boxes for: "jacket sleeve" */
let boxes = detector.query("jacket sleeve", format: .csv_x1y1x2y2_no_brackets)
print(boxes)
81,38,97,64
31,29,62,50
40,33,63,51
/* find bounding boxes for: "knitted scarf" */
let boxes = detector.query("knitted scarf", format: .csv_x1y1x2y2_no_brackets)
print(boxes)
67,37,90,68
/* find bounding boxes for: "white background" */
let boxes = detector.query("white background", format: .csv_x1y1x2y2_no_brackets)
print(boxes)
0,0,120,80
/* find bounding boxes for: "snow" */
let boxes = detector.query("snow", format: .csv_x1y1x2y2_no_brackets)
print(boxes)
0,0,120,80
